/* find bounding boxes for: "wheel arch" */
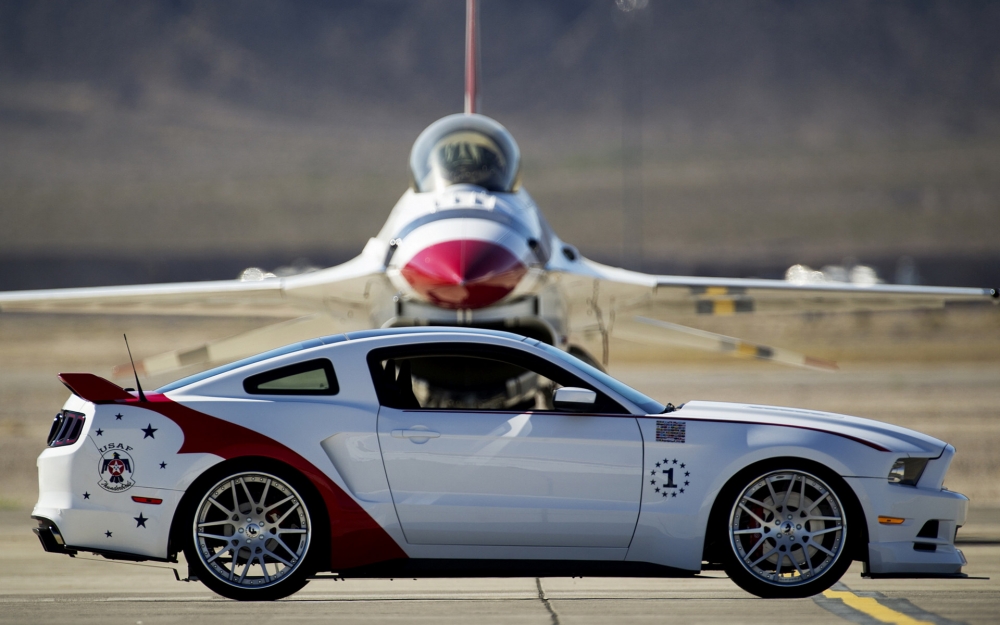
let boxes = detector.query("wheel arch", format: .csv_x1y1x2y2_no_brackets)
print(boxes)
167,456,331,572
701,456,869,565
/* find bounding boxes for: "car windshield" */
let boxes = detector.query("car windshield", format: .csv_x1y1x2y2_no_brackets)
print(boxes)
155,335,348,393
533,342,667,414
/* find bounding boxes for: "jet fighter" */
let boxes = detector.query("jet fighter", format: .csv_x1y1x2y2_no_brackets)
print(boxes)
0,0,995,377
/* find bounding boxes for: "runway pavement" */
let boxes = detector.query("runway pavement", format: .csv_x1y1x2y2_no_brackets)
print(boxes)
2,511,997,625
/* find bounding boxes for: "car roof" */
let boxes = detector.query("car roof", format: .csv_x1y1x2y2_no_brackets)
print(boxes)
156,326,529,393
344,326,530,342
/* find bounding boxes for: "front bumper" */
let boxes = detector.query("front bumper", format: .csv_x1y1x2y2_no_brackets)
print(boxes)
846,476,968,576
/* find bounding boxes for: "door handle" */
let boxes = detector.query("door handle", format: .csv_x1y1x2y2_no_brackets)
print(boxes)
391,429,441,439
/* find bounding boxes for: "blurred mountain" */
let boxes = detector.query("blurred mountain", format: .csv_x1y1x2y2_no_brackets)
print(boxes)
3,0,999,138
1,0,999,287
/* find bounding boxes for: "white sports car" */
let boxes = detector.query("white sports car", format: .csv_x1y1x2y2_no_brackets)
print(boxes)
34,327,968,600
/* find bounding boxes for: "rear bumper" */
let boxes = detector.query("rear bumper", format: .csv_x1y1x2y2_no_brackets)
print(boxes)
32,516,77,556
35,441,183,562
846,476,968,576
32,515,173,563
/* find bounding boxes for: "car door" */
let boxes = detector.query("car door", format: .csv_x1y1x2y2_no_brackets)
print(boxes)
371,342,644,548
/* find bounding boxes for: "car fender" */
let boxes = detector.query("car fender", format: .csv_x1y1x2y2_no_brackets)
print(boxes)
626,417,886,571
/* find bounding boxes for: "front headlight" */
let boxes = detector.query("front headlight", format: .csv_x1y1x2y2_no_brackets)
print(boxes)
888,457,928,486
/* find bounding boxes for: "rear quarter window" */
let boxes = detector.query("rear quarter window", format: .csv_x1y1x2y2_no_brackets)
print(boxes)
243,358,339,396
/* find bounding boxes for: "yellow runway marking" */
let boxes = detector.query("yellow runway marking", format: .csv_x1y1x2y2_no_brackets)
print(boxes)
712,299,736,315
821,589,934,625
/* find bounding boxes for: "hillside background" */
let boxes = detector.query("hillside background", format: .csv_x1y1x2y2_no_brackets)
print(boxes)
1,0,999,287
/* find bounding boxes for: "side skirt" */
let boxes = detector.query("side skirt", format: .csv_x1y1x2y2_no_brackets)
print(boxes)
320,559,700,579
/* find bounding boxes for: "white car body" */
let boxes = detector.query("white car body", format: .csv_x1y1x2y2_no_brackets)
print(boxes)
34,328,967,599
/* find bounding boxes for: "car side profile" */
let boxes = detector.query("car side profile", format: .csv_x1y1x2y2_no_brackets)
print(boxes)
34,327,968,600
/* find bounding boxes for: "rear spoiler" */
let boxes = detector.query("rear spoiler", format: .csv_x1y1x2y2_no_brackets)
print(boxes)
58,373,136,403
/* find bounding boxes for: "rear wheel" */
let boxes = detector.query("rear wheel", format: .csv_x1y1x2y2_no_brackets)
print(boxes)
720,467,853,598
184,469,317,601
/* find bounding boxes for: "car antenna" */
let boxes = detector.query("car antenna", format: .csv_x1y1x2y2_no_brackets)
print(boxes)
123,334,147,402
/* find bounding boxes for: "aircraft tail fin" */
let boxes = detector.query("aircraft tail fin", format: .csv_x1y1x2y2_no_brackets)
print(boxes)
465,0,481,114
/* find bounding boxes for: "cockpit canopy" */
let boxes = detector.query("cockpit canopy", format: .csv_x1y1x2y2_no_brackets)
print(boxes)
409,114,521,193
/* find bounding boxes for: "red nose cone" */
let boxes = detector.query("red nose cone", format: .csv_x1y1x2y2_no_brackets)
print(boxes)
401,239,527,309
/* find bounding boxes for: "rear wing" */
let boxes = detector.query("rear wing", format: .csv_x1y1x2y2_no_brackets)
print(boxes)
58,373,135,403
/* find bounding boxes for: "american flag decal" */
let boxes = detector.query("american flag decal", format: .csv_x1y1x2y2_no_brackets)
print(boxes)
656,420,686,443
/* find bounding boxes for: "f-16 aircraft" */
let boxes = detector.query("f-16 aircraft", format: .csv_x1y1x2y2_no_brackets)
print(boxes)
1,0,996,379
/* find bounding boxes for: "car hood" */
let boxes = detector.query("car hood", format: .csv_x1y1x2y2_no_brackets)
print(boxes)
673,400,947,456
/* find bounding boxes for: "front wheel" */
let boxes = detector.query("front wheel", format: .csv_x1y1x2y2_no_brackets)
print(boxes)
184,469,318,601
720,467,853,598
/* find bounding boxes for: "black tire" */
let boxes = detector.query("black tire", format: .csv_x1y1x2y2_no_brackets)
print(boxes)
183,464,320,601
718,464,854,598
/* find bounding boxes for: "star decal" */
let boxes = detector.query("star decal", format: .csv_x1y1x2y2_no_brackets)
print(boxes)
159,462,167,469
95,428,104,436
685,471,690,477
661,491,668,497
684,481,690,486
672,459,678,464
115,413,123,420
671,492,677,497
650,470,655,476
655,461,661,467
141,424,158,439
679,488,685,494
680,463,686,468
105,530,113,538
655,487,661,493
82,492,90,500
134,512,147,528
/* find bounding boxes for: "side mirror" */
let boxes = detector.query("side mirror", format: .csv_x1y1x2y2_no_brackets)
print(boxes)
553,387,597,412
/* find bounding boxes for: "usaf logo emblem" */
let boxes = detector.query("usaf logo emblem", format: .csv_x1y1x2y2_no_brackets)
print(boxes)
98,444,136,493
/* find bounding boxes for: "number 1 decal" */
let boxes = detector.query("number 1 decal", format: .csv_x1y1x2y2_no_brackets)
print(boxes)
649,457,691,499
662,467,677,488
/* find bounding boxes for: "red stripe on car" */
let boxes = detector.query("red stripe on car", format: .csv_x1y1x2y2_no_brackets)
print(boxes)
122,393,407,569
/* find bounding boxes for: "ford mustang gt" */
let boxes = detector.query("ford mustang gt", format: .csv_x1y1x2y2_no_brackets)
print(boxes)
34,327,968,600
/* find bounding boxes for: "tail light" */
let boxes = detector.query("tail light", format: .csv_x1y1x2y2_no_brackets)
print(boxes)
47,410,85,447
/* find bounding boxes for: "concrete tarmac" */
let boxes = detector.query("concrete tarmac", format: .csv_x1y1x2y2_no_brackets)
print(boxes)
2,512,997,625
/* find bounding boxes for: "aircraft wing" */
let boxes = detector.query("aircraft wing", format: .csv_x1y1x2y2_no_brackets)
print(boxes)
614,315,839,371
550,255,996,367
119,313,369,378
0,239,391,318
552,256,998,320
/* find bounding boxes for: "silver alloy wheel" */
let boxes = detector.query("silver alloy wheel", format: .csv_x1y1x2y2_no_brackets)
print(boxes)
193,471,311,589
729,470,845,586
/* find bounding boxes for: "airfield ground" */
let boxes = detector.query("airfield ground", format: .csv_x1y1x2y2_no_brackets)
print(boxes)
0,507,997,625
0,310,997,623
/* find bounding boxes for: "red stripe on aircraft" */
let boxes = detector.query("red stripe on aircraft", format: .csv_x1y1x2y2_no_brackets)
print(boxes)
401,239,527,309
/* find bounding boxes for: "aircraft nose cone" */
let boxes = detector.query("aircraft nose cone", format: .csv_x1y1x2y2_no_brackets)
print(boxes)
401,239,527,309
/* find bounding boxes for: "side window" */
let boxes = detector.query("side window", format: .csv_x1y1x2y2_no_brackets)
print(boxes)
379,355,548,411
367,345,628,413
243,358,339,396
